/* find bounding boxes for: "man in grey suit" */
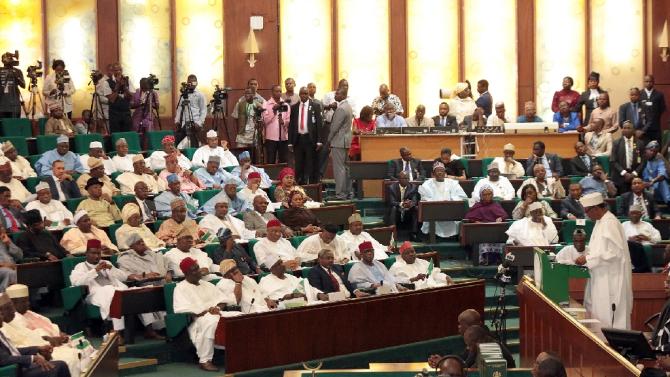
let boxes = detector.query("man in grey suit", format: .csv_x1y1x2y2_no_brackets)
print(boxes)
328,89,353,200
242,196,292,237
618,88,643,131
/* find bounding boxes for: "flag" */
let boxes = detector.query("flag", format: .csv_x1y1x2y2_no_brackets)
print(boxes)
427,260,434,275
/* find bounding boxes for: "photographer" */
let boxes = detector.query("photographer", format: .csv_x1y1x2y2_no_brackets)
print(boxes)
235,87,264,147
174,74,207,148
98,63,134,133
261,85,291,163
0,52,25,119
42,59,75,119
131,77,159,137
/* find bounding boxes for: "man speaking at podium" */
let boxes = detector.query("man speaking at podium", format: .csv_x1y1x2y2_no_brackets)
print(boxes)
575,192,633,329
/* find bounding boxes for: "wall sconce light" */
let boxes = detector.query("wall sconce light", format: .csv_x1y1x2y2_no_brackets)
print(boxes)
245,29,259,67
660,20,669,62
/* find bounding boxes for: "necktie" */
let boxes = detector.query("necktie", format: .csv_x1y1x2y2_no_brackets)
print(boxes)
581,156,591,171
143,201,154,221
327,269,340,292
626,138,633,169
635,196,648,218
300,103,306,132
633,103,639,125
3,208,18,232
441,117,445,127
404,161,412,180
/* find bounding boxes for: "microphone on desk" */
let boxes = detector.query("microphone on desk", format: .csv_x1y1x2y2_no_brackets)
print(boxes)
612,303,616,327
245,298,255,314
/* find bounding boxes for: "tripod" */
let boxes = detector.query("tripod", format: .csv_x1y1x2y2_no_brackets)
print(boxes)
89,81,109,135
490,282,509,347
25,79,45,120
210,100,229,142
251,112,264,164
175,93,198,148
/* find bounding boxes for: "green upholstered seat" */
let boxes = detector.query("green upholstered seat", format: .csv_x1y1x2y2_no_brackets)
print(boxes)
0,137,28,156
36,135,58,154
0,118,31,137
65,197,87,213
111,132,141,154
147,130,174,151
163,282,190,338
74,133,104,154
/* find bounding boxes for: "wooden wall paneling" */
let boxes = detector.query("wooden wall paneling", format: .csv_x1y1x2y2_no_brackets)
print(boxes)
223,0,280,143
458,0,464,82
648,0,670,131
390,0,408,115
96,0,119,69
331,0,338,89
516,0,534,116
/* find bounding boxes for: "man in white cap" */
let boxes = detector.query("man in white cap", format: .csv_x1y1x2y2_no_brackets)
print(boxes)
491,143,525,179
229,151,272,189
622,204,660,273
556,229,589,265
44,103,75,137
418,161,468,238
76,157,120,199
448,82,476,124
296,224,350,264
486,102,510,127
24,182,73,228
191,130,238,168
34,136,84,177
79,141,116,175
471,162,515,202
505,201,558,246
390,241,452,288
111,138,137,172
216,259,271,314
339,213,389,260
3,284,81,376
1,141,36,180
258,254,325,303
116,155,166,195
0,157,30,203
576,192,632,329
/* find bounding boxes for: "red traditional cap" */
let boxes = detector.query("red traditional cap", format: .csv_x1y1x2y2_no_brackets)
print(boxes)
86,239,102,249
358,241,373,252
179,257,198,275
399,241,413,254
278,167,296,181
247,171,261,180
162,135,175,144
267,219,282,228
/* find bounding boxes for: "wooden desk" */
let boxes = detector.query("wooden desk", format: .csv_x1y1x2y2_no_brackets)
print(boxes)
517,277,640,377
83,331,119,377
215,280,485,373
109,287,166,344
17,261,63,289
311,204,355,228
418,201,468,243
569,273,669,331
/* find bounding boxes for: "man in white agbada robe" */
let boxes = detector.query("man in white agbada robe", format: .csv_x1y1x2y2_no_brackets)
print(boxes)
191,130,239,168
555,229,589,265
471,163,515,202
258,254,325,305
0,288,81,376
173,257,239,372
339,213,389,261
348,241,403,293
216,260,272,314
448,82,477,124
69,240,165,336
253,219,302,270
506,202,558,246
111,138,137,172
163,229,219,280
389,242,452,288
199,201,257,242
622,204,662,245
419,162,468,238
296,224,351,264
24,182,73,228
576,192,633,329
236,172,272,208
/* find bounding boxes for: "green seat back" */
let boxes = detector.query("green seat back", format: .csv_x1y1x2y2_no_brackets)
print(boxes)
0,137,28,156
0,364,17,377
147,130,174,151
162,281,190,338
192,189,221,205
27,155,41,172
570,176,583,184
203,243,220,259
596,155,610,174
664,130,670,148
182,148,197,160
481,157,494,177
112,194,135,209
383,256,397,269
268,184,277,202
560,219,595,243
38,117,47,135
290,235,308,248
111,132,141,154
343,261,356,275
74,133,104,154
255,271,270,282
61,256,87,287
66,197,87,213
110,171,124,187
459,157,469,177
247,239,258,263
108,223,122,245
301,267,312,278
36,135,58,154
152,219,164,232
25,177,42,193
224,166,235,173
0,118,31,137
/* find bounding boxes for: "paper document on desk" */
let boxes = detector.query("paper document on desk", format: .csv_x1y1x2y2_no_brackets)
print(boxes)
578,318,600,324
327,291,347,302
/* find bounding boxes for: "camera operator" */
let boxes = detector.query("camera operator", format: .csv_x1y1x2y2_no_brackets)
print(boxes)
131,77,159,136
43,59,75,119
97,63,134,133
231,78,265,120
174,74,207,148
0,52,25,119
235,87,264,147
261,85,291,163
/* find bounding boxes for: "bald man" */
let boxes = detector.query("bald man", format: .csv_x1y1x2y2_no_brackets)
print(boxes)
371,84,404,116
406,105,434,127
428,309,483,367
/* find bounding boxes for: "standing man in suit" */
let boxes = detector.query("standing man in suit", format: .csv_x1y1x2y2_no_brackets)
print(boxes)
610,121,644,193
43,160,81,202
432,102,458,130
618,88,643,131
619,177,659,219
569,141,597,176
385,171,420,241
573,71,605,125
525,141,564,177
328,88,353,200
307,249,367,298
639,75,666,143
475,80,492,117
386,147,425,181
288,87,323,184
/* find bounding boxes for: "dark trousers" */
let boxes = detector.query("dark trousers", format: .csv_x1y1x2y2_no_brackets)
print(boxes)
317,122,332,178
265,140,288,164
387,206,419,240
175,123,201,148
23,360,71,377
294,135,317,184
109,111,132,133
627,240,651,273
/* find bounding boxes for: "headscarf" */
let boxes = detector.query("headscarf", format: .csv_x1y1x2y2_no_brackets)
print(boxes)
278,167,296,183
477,184,494,202
121,203,141,224
286,190,303,208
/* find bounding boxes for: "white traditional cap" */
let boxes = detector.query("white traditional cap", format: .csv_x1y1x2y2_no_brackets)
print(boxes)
528,201,543,212
487,162,500,171
115,138,128,146
132,155,144,163
57,135,69,144
263,253,282,269
89,141,103,149
348,213,362,224
206,130,217,138
5,284,28,299
35,181,50,192
0,141,14,153
579,192,604,208
503,143,515,151
73,210,88,224
629,204,644,213
125,232,143,246
219,259,237,275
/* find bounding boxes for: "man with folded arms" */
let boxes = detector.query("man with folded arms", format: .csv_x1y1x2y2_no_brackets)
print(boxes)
79,141,115,176
216,259,272,313
252,219,301,270
347,241,401,293
163,227,218,280
117,233,171,286
390,241,452,288
505,202,558,246
339,213,389,260
116,155,165,195
296,224,350,264
76,178,122,228
258,254,325,304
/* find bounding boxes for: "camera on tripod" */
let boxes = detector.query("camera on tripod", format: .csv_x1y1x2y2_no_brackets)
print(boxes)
494,253,515,285
26,61,43,86
274,101,289,113
55,69,70,91
1,51,19,67
89,70,104,85
146,73,159,90
179,81,194,98
211,85,230,104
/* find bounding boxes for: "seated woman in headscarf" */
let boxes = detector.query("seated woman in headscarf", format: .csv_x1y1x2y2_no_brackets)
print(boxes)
273,167,312,207
464,185,508,223
60,210,119,255
158,153,204,194
512,184,557,220
281,190,321,235
115,203,166,251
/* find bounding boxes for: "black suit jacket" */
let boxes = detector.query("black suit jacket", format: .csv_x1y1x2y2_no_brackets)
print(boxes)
568,155,597,176
475,92,493,117
43,176,80,201
619,191,658,218
573,88,605,123
308,264,354,295
432,115,458,130
288,100,323,146
610,136,644,185
0,206,23,230
640,89,667,133
618,102,644,130
0,342,38,369
384,182,419,224
386,158,425,180
560,197,585,219
525,153,564,177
